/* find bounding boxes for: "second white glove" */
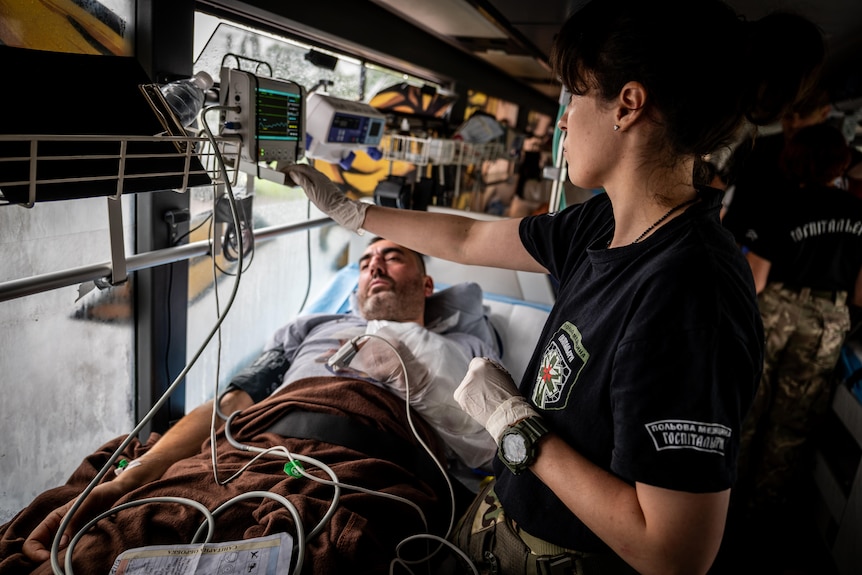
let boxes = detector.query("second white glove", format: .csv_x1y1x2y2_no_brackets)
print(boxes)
282,163,368,233
454,356,539,444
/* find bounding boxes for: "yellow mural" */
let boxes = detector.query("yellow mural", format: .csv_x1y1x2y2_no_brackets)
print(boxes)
0,0,132,55
369,83,456,119
314,153,416,199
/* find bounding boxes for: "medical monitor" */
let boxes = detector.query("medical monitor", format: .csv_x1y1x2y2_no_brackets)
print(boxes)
219,68,306,164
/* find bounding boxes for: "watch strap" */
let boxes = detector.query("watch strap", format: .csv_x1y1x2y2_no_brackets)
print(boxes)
499,415,549,474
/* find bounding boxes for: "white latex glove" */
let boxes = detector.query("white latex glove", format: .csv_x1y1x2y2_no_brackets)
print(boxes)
454,356,539,445
282,163,368,232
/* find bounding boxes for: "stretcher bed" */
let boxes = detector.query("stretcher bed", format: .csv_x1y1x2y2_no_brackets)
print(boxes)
0,252,554,575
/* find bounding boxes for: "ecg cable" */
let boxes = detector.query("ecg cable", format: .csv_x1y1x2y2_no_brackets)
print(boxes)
49,103,247,575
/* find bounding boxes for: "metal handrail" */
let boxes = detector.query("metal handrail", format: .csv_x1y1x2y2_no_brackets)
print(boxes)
0,216,333,303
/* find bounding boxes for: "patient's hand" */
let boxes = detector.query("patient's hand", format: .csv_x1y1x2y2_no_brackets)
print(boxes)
22,480,129,562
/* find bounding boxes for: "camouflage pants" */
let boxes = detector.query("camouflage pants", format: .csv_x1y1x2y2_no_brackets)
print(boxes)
737,282,849,512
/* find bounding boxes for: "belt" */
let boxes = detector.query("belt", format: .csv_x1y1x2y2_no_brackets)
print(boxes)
774,283,847,306
515,521,638,575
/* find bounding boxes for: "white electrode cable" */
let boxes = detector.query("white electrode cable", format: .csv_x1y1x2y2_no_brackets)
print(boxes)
219,410,342,541
205,282,463,571
64,497,216,575
391,533,480,575
190,491,305,575
221,427,429,535
351,333,457,536
50,104,246,575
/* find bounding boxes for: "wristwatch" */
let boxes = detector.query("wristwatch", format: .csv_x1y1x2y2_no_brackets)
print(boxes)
498,416,550,475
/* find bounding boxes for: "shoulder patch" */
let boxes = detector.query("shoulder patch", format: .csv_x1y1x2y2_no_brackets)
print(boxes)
645,419,731,455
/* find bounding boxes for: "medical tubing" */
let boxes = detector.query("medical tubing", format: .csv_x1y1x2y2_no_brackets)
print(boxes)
222,414,341,540
63,497,215,575
390,533,480,575
190,491,305,575
357,334,453,568
211,301,455,558
210,418,297,486
280,445,430,534
209,220,226,486
198,104,247,487
50,105,246,575
359,333,457,538
222,408,430,535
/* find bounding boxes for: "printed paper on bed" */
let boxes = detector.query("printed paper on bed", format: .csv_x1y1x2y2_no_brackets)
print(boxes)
109,532,293,575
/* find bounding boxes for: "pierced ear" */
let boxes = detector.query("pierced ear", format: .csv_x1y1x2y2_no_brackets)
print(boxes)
616,81,647,129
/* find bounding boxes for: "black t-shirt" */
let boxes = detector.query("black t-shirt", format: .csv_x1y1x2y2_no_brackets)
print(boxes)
722,133,788,246
723,129,862,245
494,188,763,552
746,185,862,291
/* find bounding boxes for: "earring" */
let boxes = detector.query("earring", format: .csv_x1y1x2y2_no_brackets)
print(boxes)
613,124,620,131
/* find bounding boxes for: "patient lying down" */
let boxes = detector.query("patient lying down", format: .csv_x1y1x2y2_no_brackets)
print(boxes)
0,238,499,574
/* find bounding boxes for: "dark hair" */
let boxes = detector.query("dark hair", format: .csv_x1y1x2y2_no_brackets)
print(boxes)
550,0,825,159
367,236,427,275
779,123,851,186
693,157,726,188
787,83,831,119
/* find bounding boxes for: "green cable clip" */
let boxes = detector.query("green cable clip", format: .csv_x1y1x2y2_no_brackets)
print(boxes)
284,460,305,478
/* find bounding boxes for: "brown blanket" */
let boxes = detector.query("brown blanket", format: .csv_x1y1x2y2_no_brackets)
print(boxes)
0,377,453,575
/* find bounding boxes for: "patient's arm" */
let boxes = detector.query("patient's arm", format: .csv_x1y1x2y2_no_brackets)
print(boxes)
22,389,253,562
123,388,253,482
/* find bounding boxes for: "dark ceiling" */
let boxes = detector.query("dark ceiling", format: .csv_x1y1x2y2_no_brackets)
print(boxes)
373,0,862,107
206,0,862,116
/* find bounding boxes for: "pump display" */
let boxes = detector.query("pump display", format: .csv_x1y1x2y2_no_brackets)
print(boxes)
304,93,386,169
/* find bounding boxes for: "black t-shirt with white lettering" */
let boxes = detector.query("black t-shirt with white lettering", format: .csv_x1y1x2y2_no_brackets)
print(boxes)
746,184,862,292
493,188,763,552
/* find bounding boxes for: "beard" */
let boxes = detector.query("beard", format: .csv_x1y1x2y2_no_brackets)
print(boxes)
358,274,426,322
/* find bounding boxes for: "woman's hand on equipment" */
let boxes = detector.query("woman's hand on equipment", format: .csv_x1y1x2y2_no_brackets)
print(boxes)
455,356,539,444
22,480,129,563
281,163,368,232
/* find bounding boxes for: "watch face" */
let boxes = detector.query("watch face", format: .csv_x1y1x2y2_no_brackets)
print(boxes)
502,432,529,464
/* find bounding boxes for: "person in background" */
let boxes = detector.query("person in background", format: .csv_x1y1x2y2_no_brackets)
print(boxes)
513,131,543,201
721,84,858,248
849,159,862,200
4,238,499,575
694,157,730,219
282,1,824,573
729,122,862,574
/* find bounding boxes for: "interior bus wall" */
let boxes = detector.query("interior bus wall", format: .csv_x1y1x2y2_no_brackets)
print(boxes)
2,7,861,575
0,0,353,524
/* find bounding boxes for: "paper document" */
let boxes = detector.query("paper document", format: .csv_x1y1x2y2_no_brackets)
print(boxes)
109,532,294,575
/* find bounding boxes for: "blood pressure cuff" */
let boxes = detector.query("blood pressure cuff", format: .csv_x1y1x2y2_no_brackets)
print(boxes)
227,349,290,403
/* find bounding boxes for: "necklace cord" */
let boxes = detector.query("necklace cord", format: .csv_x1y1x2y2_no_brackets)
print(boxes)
631,196,699,244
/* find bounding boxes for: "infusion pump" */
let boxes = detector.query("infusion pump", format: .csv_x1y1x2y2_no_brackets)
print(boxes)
304,93,386,167
218,67,306,164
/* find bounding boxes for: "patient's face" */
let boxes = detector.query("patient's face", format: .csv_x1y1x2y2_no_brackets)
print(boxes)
357,240,432,323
